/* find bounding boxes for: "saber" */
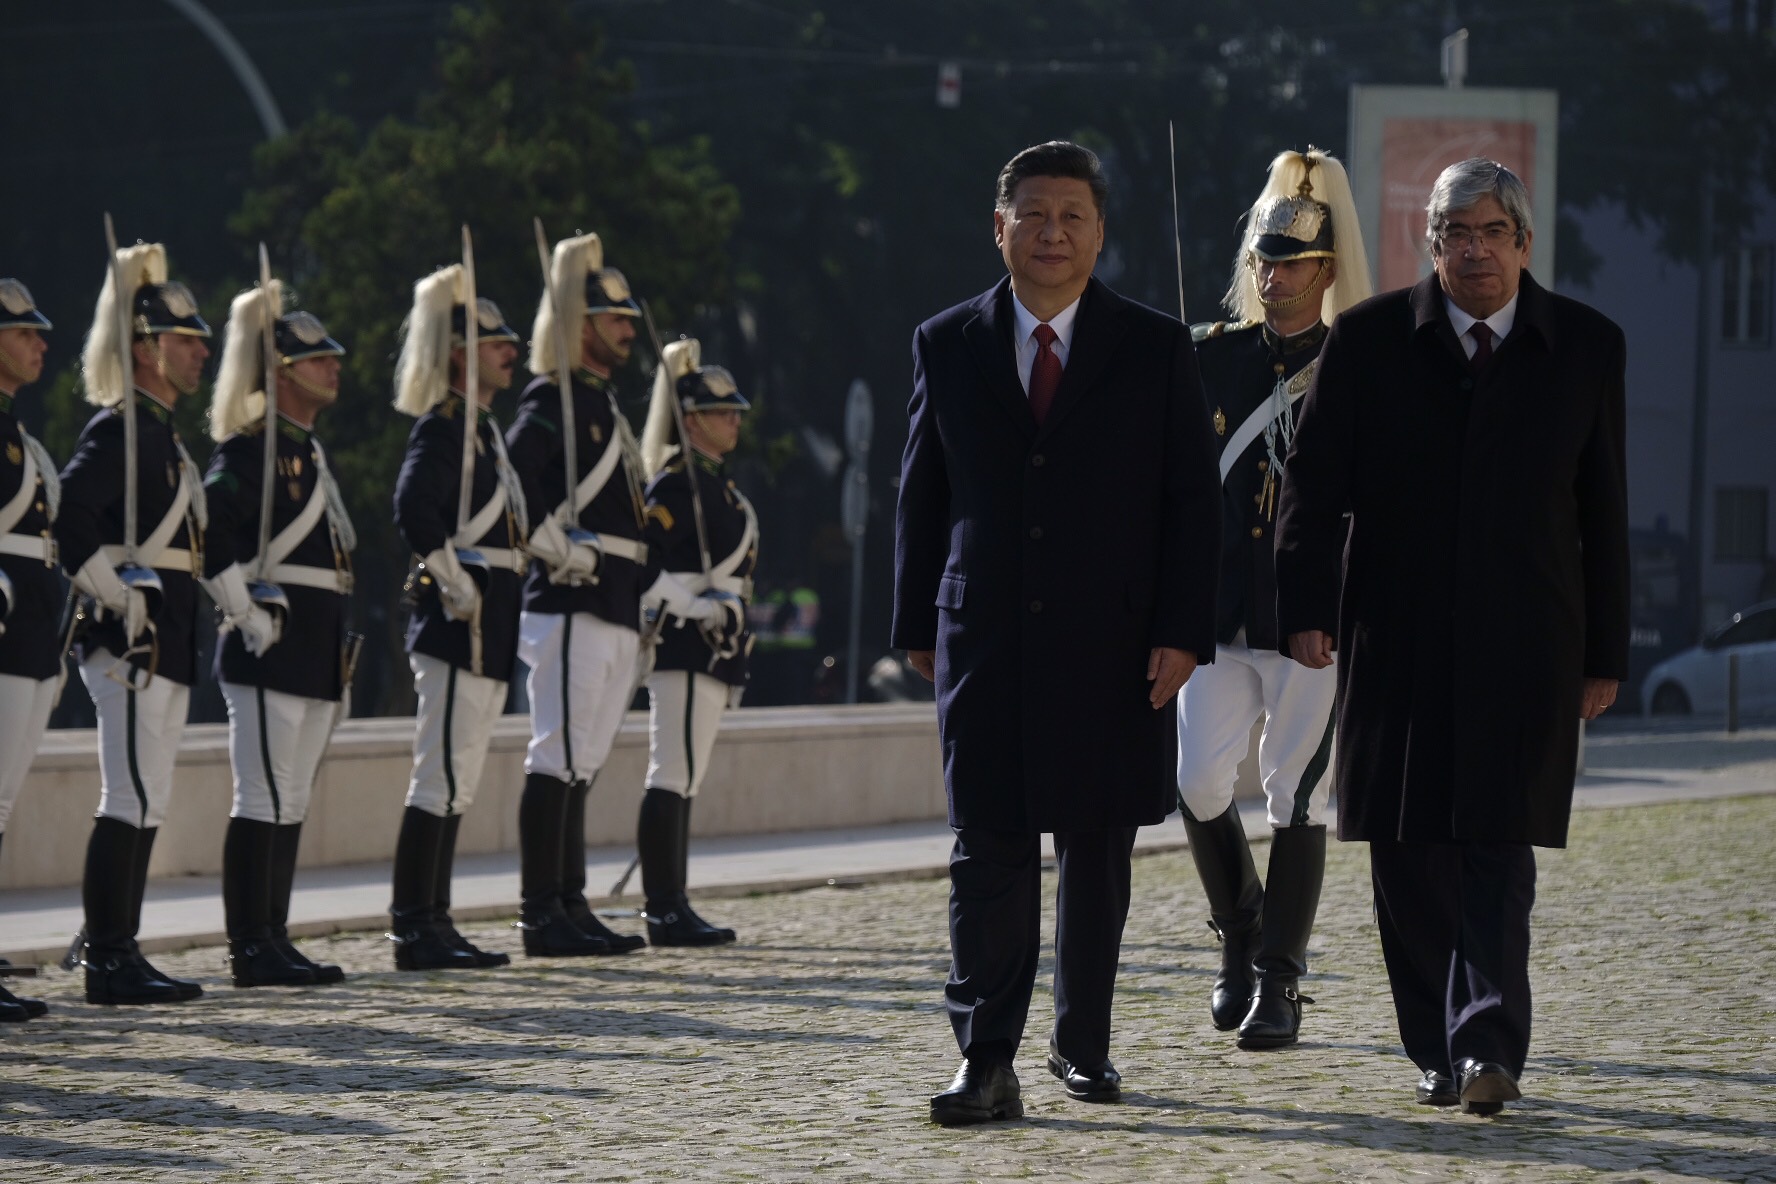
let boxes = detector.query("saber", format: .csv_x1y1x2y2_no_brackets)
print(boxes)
104,214,138,565
531,218,580,528
637,301,712,579
457,224,480,540
1169,120,1187,324
255,244,279,579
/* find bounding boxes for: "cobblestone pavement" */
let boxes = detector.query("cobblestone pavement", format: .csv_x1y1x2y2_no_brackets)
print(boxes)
2,795,1772,1183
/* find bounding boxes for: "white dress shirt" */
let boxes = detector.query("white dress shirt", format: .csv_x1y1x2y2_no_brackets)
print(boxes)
1011,292,1081,396
1445,291,1519,359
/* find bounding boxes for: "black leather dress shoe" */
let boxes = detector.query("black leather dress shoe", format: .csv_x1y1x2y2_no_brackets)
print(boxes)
929,1058,1023,1126
1046,1043,1123,1102
1455,1058,1522,1116
1415,1069,1459,1107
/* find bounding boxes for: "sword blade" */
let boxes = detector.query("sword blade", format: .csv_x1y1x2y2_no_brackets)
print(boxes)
532,218,579,526
457,224,479,542
256,243,279,579
103,214,137,563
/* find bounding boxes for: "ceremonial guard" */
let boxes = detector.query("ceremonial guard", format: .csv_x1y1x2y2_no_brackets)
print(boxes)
57,239,210,1005
505,232,730,956
0,280,58,1021
634,339,754,946
1176,149,1371,1049
388,258,525,971
203,276,355,989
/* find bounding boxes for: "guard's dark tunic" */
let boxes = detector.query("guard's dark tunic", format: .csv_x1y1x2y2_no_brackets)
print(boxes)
55,392,201,687
504,370,648,630
1194,320,1326,652
395,396,524,683
202,418,349,702
0,396,63,680
642,452,756,688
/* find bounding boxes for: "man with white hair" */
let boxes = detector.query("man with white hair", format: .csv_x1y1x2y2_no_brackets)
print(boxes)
1276,158,1629,1116
0,279,58,1021
203,283,354,989
1176,148,1371,1052
57,241,211,1005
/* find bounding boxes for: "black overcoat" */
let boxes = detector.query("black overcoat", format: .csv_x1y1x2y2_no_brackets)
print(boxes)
891,276,1221,832
1273,271,1630,848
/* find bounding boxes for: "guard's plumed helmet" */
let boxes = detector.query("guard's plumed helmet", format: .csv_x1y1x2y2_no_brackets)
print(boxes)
527,232,642,378
209,280,347,441
1223,148,1372,328
395,264,520,417
640,337,750,476
80,242,213,407
0,279,51,331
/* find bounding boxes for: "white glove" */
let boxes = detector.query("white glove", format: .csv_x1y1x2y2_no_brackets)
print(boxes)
200,564,281,657
73,552,151,645
528,516,600,586
423,547,481,622
645,570,716,623
697,590,747,660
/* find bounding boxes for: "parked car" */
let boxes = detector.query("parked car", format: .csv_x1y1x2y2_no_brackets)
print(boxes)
1641,600,1776,716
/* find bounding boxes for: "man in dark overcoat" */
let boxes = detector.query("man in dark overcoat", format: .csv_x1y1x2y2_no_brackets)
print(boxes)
1275,158,1629,1117
894,141,1221,1124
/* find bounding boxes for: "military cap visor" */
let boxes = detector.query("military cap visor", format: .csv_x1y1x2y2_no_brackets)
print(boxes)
676,365,750,413
275,311,345,364
451,297,521,345
585,267,642,318
0,279,51,331
134,281,212,338
1249,194,1336,263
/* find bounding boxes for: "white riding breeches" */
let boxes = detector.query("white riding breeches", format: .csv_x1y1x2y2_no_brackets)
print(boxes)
0,672,56,832
406,652,507,817
645,669,734,798
519,610,640,784
83,651,190,830
1176,642,1336,828
221,681,337,825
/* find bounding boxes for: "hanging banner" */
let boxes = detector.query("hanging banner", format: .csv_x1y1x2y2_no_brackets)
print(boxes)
1348,86,1559,291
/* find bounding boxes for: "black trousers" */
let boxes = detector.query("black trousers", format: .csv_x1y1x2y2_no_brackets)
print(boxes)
1369,838,1537,1078
945,824,1138,1066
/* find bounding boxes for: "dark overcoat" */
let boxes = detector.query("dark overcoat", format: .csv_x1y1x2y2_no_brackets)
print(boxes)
891,276,1221,832
1273,271,1629,848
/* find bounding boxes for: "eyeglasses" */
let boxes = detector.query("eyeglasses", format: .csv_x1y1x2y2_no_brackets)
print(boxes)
1436,224,1520,252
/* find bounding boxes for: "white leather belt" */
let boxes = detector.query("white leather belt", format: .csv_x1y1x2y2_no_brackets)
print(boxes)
599,536,649,565
464,546,525,573
101,544,192,574
0,533,56,566
269,563,348,594
679,572,748,597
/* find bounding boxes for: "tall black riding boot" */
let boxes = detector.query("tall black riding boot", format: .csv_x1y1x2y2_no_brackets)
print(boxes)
0,834,45,1019
516,773,611,956
224,818,315,988
388,806,479,970
1181,803,1264,1030
641,789,734,946
558,775,644,953
267,823,342,983
127,825,203,1000
434,813,508,967
1238,824,1328,1050
83,819,194,1005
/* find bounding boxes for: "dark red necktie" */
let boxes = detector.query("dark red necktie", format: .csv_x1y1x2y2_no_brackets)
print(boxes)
1029,323,1062,425
1468,322,1494,369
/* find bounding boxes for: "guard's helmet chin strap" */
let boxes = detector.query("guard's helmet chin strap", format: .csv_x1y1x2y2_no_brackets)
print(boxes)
283,365,338,402
142,336,200,398
1255,258,1331,314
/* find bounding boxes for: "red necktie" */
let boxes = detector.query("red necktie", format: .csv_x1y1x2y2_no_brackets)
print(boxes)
1029,323,1062,426
1468,322,1494,369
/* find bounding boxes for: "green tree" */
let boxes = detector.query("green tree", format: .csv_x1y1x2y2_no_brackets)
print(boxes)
231,0,739,715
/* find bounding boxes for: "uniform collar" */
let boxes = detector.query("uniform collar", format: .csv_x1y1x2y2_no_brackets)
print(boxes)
277,413,312,444
133,387,175,424
689,447,725,478
446,389,496,423
1262,319,1327,357
576,366,615,393
0,392,12,417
